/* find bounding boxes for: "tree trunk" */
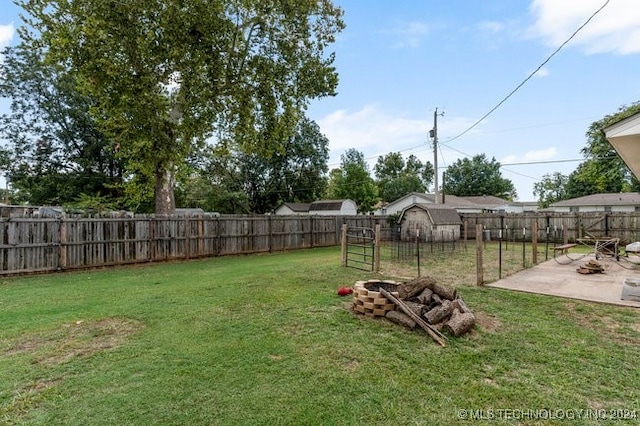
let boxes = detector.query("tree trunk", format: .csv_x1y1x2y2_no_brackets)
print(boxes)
155,163,176,215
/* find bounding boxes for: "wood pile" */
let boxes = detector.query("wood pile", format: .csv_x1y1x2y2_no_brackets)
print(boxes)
357,276,476,346
577,260,605,274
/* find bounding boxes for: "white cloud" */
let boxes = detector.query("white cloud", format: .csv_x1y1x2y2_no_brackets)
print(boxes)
316,105,483,168
501,147,558,164
317,105,429,165
529,0,640,55
534,66,549,77
387,21,431,49
477,21,505,34
0,23,14,48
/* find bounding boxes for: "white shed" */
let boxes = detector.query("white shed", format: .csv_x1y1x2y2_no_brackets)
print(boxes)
309,199,357,216
398,203,462,241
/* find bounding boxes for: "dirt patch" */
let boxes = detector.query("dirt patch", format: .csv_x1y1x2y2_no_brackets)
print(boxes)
4,317,143,366
473,311,502,333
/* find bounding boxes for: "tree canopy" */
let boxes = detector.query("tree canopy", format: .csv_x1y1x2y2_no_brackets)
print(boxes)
443,154,516,200
533,172,568,209
15,0,344,214
0,40,124,207
177,116,329,214
326,149,377,213
374,152,434,203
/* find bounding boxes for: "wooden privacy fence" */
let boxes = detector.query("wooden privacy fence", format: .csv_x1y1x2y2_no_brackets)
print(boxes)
0,214,389,275
460,212,640,244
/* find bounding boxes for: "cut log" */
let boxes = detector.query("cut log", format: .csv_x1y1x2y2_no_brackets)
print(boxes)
577,260,604,274
443,309,475,337
425,281,457,300
452,298,472,314
385,310,416,329
431,294,442,305
424,299,453,324
403,301,427,316
398,276,437,300
416,288,433,304
380,288,448,347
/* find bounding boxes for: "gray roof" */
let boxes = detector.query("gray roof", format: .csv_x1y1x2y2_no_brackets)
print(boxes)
309,199,348,211
460,195,509,208
280,202,311,213
399,203,462,225
550,193,640,207
442,195,484,209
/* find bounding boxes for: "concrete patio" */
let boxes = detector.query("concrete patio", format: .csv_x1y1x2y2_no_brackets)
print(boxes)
486,253,640,308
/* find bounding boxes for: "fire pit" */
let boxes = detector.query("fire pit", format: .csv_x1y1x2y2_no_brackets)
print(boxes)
352,279,399,317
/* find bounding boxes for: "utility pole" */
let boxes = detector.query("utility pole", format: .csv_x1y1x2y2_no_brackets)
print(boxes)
430,108,444,203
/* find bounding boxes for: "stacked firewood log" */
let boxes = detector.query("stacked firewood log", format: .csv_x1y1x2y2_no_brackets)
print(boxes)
576,260,605,274
383,276,476,341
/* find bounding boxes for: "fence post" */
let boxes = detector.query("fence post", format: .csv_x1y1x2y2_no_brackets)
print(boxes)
59,218,67,270
532,218,538,265
149,218,156,262
341,224,348,267
374,224,381,273
476,224,483,286
185,217,191,260
268,215,272,253
197,218,204,256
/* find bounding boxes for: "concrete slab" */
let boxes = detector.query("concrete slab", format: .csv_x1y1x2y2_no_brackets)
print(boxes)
486,254,640,308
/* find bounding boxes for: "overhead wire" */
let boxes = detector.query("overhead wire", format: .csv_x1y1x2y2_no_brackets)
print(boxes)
440,0,611,147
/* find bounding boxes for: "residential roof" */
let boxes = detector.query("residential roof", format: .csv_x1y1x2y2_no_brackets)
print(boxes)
550,193,640,207
460,195,509,208
399,203,462,225
385,192,511,210
424,194,485,209
309,199,349,211
279,202,311,213
605,111,640,182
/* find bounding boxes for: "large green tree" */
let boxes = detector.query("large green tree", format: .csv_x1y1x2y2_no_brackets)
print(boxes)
0,42,124,206
373,152,434,202
533,172,569,209
18,0,344,214
565,102,640,199
326,148,377,213
443,154,516,200
178,116,329,214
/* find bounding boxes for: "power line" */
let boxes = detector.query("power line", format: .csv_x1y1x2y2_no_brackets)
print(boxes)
441,0,611,146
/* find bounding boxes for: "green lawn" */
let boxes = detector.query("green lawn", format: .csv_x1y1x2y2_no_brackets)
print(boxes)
1,247,639,425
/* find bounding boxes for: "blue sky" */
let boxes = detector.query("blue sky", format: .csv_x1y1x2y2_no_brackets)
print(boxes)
1,0,639,201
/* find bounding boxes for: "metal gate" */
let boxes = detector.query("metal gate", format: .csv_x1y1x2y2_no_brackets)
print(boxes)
345,227,375,271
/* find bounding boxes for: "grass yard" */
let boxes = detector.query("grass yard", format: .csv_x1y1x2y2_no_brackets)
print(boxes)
1,246,639,425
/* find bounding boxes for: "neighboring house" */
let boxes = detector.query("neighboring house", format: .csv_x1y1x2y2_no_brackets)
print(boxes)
458,195,515,213
375,192,432,216
435,194,491,214
274,199,358,216
398,203,462,241
511,201,540,212
548,193,640,213
274,202,311,215
376,192,524,215
605,111,640,181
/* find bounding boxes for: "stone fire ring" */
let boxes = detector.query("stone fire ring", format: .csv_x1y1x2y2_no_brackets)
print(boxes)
353,279,399,318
